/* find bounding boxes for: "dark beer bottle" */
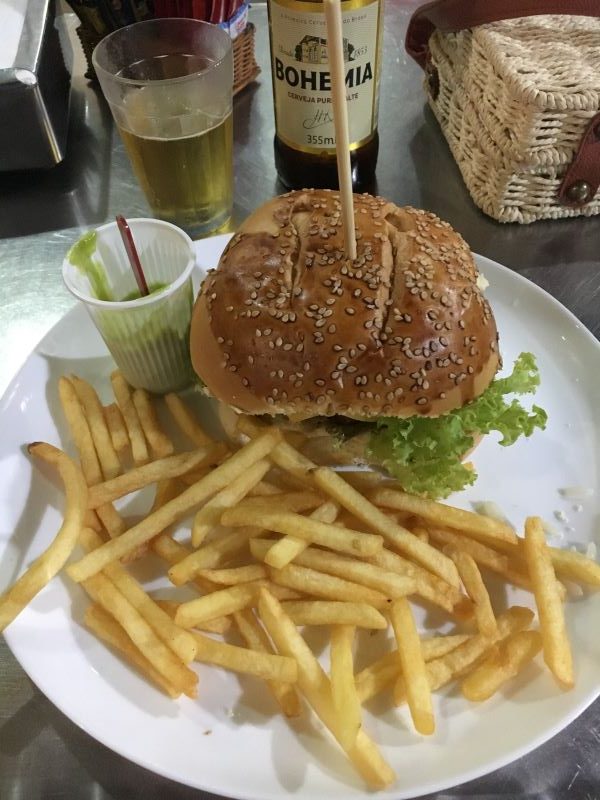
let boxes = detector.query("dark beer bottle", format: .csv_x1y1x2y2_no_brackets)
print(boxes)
267,0,383,191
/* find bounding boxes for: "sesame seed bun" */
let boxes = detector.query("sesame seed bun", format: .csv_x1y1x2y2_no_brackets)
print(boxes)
190,190,500,421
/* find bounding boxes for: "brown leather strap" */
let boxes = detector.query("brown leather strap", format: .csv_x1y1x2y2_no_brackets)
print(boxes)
558,113,600,207
406,0,600,69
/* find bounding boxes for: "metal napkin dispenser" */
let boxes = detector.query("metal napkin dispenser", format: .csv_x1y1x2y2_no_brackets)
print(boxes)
0,0,72,171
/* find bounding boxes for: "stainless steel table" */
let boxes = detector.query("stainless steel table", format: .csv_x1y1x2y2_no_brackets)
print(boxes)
1,3,599,798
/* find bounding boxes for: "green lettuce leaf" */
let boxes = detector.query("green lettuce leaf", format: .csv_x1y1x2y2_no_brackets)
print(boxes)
366,352,547,499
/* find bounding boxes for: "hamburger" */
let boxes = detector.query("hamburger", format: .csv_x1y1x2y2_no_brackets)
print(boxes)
190,189,546,498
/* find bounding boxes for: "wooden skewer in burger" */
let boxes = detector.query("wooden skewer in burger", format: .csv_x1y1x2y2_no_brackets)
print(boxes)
189,3,546,500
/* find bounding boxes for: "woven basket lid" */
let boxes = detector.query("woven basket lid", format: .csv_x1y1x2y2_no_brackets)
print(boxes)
475,15,600,112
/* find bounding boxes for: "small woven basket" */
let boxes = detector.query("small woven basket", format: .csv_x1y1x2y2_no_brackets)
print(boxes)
406,2,600,224
232,22,260,94
77,22,259,96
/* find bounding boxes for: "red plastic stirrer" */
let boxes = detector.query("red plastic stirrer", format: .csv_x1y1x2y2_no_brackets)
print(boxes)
116,215,150,298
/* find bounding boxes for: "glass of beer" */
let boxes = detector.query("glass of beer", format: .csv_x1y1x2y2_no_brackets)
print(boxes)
93,19,233,238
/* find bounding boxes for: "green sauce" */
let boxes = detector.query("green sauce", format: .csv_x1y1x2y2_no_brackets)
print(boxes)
121,282,169,302
68,231,171,302
68,231,113,301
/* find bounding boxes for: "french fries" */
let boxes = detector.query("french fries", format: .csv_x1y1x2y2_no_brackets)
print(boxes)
264,500,339,568
132,388,174,459
191,459,272,547
4,371,597,793
164,393,212,447
222,508,384,559
390,597,434,735
369,547,462,615
524,517,574,689
103,402,129,457
281,600,387,629
110,371,149,466
371,488,518,547
230,491,323,514
87,447,223,508
258,588,395,789
82,571,198,698
312,468,460,587
394,606,535,705
67,430,282,582
450,549,498,639
171,527,264,584
428,526,535,593
175,582,260,628
84,604,180,698
269,563,391,608
80,527,198,664
96,502,127,539
197,565,268,585
248,480,284,497
461,630,543,702
330,625,362,749
235,416,316,484
71,376,121,480
58,376,127,540
0,445,87,632
157,599,231,634
193,631,298,682
58,376,103,485
548,545,600,588
355,634,471,704
279,547,416,599
234,609,302,717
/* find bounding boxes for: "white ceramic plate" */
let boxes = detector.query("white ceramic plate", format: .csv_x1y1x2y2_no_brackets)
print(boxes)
1,234,599,800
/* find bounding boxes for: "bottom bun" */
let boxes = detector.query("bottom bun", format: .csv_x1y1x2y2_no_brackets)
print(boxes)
214,400,483,478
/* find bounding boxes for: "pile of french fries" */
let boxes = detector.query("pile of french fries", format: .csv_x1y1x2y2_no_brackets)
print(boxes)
1,370,599,790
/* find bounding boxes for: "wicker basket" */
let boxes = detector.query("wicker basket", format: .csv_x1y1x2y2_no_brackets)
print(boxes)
232,23,260,94
406,3,600,224
77,22,260,96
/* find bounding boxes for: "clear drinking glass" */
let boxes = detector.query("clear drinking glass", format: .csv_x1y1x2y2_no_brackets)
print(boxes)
93,19,233,238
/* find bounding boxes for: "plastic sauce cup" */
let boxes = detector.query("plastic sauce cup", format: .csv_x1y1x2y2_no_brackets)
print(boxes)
62,218,196,394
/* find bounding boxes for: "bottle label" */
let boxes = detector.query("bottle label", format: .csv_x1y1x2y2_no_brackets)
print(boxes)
268,0,381,154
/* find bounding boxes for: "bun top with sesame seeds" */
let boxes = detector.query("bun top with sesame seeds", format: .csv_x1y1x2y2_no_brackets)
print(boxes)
190,189,500,421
